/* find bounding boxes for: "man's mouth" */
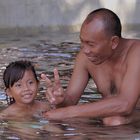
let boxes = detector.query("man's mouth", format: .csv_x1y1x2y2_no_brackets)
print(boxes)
87,56,103,65
87,56,97,61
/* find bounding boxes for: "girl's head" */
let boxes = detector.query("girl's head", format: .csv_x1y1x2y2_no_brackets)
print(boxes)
3,60,39,105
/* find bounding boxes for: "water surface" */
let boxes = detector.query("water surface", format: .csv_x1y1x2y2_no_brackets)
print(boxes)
0,32,140,140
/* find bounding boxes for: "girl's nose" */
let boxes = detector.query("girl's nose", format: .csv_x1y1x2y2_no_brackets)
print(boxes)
23,84,29,91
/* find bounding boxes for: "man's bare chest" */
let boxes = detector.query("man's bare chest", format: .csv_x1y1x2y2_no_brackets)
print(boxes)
89,64,126,97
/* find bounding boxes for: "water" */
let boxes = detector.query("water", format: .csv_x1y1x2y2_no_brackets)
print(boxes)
0,31,140,140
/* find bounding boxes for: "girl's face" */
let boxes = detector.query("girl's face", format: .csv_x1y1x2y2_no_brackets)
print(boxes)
7,70,39,105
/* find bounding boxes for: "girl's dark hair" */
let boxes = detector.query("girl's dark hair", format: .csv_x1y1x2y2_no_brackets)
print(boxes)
3,60,39,105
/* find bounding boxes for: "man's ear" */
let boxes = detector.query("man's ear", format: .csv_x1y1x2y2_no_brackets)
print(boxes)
6,89,13,97
111,36,120,50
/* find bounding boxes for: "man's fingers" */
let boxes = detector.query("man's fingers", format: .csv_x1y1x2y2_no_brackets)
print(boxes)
46,90,56,104
41,72,64,105
41,73,56,103
53,68,64,97
54,68,60,85
41,73,53,88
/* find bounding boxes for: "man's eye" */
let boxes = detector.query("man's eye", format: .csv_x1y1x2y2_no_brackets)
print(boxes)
89,44,93,47
88,43,94,47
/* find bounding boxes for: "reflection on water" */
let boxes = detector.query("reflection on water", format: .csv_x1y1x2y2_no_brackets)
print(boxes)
0,33,140,139
1,117,140,140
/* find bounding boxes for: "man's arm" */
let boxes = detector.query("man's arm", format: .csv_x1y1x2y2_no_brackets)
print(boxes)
44,45,140,120
62,51,90,106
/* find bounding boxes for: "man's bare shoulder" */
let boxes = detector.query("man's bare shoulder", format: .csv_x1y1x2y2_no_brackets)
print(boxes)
76,50,87,60
129,39,140,48
127,39,140,55
125,39,140,65
75,50,91,65
75,50,95,72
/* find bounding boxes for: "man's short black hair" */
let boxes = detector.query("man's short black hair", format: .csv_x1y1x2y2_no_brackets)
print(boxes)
84,8,122,37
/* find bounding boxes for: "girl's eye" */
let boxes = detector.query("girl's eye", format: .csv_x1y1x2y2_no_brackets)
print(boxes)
15,83,21,87
29,81,34,85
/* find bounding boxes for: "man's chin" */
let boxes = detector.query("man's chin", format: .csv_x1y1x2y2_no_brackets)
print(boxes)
89,59,104,65
92,61,102,65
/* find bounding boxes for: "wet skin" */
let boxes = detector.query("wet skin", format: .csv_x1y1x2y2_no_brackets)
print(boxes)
41,16,140,126
0,70,49,120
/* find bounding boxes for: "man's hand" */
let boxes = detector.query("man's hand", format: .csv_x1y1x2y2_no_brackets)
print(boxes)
43,106,76,120
41,68,65,107
43,108,68,120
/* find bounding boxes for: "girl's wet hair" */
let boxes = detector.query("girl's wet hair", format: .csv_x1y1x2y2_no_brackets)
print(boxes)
3,60,39,104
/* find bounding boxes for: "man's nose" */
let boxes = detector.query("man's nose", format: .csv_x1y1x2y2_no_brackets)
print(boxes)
82,45,90,54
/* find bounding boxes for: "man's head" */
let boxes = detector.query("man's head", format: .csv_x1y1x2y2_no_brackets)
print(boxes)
80,8,121,64
84,8,122,38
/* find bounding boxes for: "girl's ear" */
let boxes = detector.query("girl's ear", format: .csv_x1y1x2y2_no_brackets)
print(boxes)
111,36,120,50
6,89,13,97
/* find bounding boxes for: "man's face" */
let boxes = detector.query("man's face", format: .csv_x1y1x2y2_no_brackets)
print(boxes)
80,19,113,65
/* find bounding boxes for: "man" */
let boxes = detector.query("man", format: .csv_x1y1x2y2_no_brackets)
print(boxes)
41,8,140,126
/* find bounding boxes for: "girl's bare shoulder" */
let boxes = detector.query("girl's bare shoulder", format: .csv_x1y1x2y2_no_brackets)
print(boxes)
35,100,50,111
0,105,16,119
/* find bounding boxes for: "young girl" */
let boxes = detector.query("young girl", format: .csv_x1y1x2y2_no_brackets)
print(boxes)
0,60,50,120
